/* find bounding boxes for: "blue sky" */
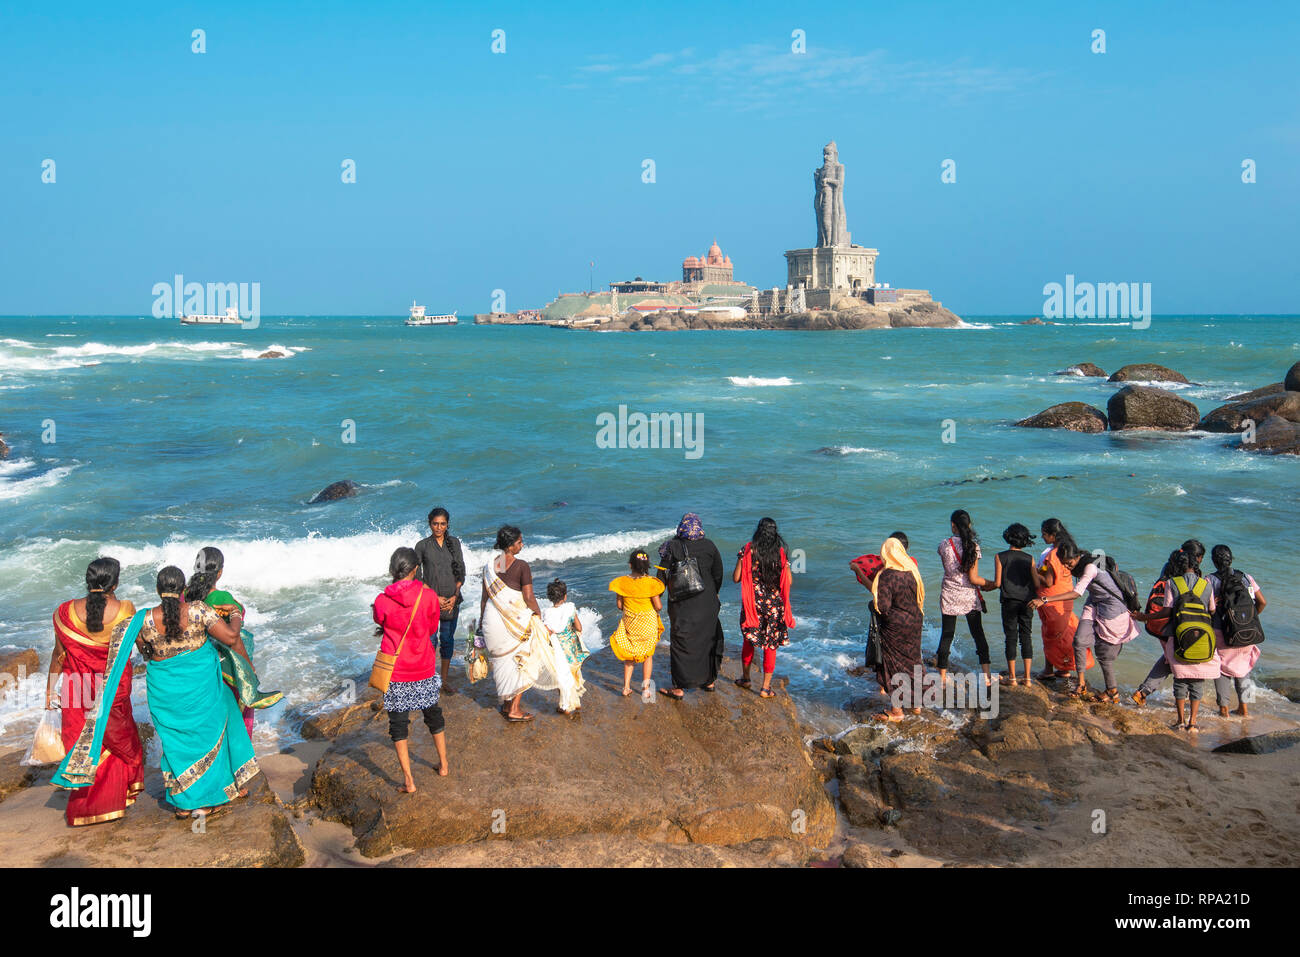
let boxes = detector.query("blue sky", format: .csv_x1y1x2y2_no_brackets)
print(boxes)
1,0,1297,316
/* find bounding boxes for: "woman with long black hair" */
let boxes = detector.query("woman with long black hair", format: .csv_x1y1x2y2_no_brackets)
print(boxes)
133,566,258,817
731,517,796,698
1033,517,1089,680
48,557,145,826
935,509,994,687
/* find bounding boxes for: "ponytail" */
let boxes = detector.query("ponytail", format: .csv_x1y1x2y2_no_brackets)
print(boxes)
951,509,979,573
84,557,120,633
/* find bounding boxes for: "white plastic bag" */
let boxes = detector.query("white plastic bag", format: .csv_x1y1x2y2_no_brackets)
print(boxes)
20,710,66,766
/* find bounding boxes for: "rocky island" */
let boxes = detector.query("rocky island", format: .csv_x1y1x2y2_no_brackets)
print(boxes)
477,142,964,332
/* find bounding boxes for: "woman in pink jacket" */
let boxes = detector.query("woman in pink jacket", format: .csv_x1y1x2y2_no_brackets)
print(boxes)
372,547,448,791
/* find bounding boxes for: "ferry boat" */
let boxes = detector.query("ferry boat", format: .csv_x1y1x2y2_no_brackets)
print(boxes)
180,306,244,326
404,302,457,326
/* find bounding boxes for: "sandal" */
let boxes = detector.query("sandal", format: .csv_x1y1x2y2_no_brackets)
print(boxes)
1068,685,1093,700
1098,689,1120,704
1130,690,1147,708
759,686,776,698
735,677,752,688
504,712,534,722
658,687,685,700
873,711,905,723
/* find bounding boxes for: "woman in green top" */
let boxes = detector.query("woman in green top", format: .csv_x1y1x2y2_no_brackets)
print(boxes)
185,547,282,737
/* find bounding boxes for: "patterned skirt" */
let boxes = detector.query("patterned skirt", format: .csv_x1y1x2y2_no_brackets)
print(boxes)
609,610,663,663
554,625,589,669
740,577,790,650
384,674,442,712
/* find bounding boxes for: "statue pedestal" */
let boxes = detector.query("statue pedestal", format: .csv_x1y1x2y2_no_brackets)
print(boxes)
784,245,878,298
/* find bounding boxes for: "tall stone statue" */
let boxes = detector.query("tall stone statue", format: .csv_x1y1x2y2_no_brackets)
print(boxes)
814,141,850,247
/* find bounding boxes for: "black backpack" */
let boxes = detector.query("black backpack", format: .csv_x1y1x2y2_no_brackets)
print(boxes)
1095,563,1142,614
1220,571,1265,647
1109,567,1142,614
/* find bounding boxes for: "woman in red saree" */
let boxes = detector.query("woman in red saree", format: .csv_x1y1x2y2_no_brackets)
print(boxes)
46,558,145,826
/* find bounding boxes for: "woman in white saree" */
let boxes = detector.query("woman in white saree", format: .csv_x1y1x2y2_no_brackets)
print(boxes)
479,526,582,720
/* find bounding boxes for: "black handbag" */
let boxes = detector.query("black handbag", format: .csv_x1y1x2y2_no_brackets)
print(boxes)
668,540,706,601
865,603,884,667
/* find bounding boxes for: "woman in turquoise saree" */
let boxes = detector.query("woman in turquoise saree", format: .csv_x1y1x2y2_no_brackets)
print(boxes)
134,566,260,816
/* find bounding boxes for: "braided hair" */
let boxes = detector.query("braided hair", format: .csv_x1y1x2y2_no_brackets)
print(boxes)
84,557,120,633
185,546,225,602
156,566,186,642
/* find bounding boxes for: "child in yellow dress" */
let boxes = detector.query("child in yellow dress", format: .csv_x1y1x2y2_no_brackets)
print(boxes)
608,550,665,696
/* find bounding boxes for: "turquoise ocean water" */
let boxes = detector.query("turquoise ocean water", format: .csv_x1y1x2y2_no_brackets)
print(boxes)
1,315,1298,751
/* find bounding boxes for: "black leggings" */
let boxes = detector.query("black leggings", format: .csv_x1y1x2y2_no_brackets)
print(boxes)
1000,599,1034,662
937,611,990,667
388,705,445,742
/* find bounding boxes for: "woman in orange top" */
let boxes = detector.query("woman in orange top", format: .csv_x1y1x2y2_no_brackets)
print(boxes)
608,550,665,697
47,558,145,826
1032,518,1092,679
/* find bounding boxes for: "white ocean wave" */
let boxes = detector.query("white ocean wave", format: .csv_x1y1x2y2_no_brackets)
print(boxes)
0,463,81,502
727,375,797,387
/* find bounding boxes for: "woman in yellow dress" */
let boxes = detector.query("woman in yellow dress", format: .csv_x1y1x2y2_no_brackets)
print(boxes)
608,550,665,696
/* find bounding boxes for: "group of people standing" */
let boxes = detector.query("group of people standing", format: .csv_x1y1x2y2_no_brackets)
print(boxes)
40,504,1270,825
853,511,1269,731
45,548,279,826
367,510,799,788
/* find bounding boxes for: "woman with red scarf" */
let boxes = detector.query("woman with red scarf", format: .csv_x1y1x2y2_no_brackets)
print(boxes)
732,517,796,698
46,558,145,826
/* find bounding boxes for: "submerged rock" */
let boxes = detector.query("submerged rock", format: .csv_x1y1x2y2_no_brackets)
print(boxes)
309,480,359,504
1106,385,1199,431
0,433,8,459
1108,363,1190,384
1016,402,1108,433
1199,391,1300,432
258,350,287,359
1055,362,1107,378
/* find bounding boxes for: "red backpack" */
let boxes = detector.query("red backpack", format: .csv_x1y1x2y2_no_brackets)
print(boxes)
1144,578,1169,638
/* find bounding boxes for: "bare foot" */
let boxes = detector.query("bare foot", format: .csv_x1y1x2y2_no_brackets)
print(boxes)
621,687,633,696
437,765,449,778
1219,706,1230,718
1233,705,1249,717
872,710,905,723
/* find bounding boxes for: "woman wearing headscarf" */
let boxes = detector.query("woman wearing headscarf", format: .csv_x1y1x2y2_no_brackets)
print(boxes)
656,512,725,698
871,537,926,722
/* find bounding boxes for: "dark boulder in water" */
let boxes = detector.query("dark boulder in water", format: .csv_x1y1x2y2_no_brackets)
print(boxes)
1199,391,1300,432
1054,362,1107,378
1226,382,1284,402
258,350,287,359
1107,363,1190,384
309,480,360,504
1286,361,1300,393
1016,402,1108,433
1238,414,1300,455
1106,385,1199,431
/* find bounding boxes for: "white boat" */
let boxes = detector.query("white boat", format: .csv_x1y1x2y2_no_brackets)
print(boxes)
180,306,244,325
404,301,457,326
